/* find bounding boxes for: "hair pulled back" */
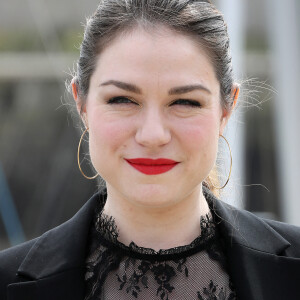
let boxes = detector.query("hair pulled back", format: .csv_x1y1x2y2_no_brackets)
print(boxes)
72,0,235,195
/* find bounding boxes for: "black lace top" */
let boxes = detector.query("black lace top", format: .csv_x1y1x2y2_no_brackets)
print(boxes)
84,193,237,300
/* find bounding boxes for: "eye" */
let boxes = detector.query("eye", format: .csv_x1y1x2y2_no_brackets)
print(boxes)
170,99,201,107
107,96,139,105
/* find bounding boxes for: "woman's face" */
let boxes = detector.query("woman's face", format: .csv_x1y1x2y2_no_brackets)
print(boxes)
82,27,231,207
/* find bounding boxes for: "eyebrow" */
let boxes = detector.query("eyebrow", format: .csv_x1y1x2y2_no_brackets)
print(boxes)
100,80,142,94
168,84,211,95
100,80,211,95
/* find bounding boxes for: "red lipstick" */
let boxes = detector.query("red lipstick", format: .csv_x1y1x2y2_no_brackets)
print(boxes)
125,158,179,175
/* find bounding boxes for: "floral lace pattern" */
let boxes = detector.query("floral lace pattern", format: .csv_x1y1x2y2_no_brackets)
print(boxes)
85,196,237,300
197,280,237,300
116,258,185,299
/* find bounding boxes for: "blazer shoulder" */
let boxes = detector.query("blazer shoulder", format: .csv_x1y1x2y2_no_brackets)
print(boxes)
264,218,300,256
0,238,38,298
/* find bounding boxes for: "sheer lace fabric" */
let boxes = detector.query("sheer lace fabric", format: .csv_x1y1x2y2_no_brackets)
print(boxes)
85,195,237,300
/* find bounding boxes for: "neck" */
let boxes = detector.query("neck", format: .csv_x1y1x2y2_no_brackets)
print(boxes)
102,185,210,251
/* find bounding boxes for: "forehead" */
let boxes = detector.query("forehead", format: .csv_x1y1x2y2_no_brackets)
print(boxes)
92,26,219,93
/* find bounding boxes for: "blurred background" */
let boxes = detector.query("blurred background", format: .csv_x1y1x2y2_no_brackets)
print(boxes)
0,0,299,250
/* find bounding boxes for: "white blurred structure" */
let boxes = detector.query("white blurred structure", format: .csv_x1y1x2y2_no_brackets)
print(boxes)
218,0,246,209
265,0,300,226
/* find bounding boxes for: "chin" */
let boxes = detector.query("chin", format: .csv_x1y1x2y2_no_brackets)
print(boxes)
124,184,179,208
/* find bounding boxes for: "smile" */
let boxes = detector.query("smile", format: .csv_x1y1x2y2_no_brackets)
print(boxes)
125,158,179,175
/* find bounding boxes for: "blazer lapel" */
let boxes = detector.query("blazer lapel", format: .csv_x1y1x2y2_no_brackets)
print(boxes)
7,269,85,300
226,243,300,300
206,190,300,300
7,192,102,300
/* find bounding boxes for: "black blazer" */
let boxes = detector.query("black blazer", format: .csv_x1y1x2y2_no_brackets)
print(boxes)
1,191,300,300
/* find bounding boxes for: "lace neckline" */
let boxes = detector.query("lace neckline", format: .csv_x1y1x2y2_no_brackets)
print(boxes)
93,203,217,260
85,189,238,300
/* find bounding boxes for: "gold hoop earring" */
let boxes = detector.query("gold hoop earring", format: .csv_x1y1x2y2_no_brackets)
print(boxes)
211,134,232,190
77,128,99,180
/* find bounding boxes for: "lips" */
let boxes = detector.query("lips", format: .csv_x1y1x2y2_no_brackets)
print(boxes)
125,158,179,175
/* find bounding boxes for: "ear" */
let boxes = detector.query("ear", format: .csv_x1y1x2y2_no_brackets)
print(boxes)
72,79,80,112
219,84,240,135
71,79,88,127
232,84,240,108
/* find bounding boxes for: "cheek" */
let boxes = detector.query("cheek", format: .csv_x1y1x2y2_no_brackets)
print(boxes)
181,116,219,147
177,115,220,167
88,114,134,156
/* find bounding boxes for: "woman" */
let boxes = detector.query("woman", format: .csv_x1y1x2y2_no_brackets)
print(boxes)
1,0,300,299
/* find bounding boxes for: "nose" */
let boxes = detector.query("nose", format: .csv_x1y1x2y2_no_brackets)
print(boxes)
135,108,171,148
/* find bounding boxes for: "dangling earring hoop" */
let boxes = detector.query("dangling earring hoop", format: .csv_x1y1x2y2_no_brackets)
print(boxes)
211,134,232,189
77,128,99,180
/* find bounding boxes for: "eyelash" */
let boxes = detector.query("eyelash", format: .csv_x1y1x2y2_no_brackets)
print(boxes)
107,96,137,105
170,99,201,107
107,97,201,107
